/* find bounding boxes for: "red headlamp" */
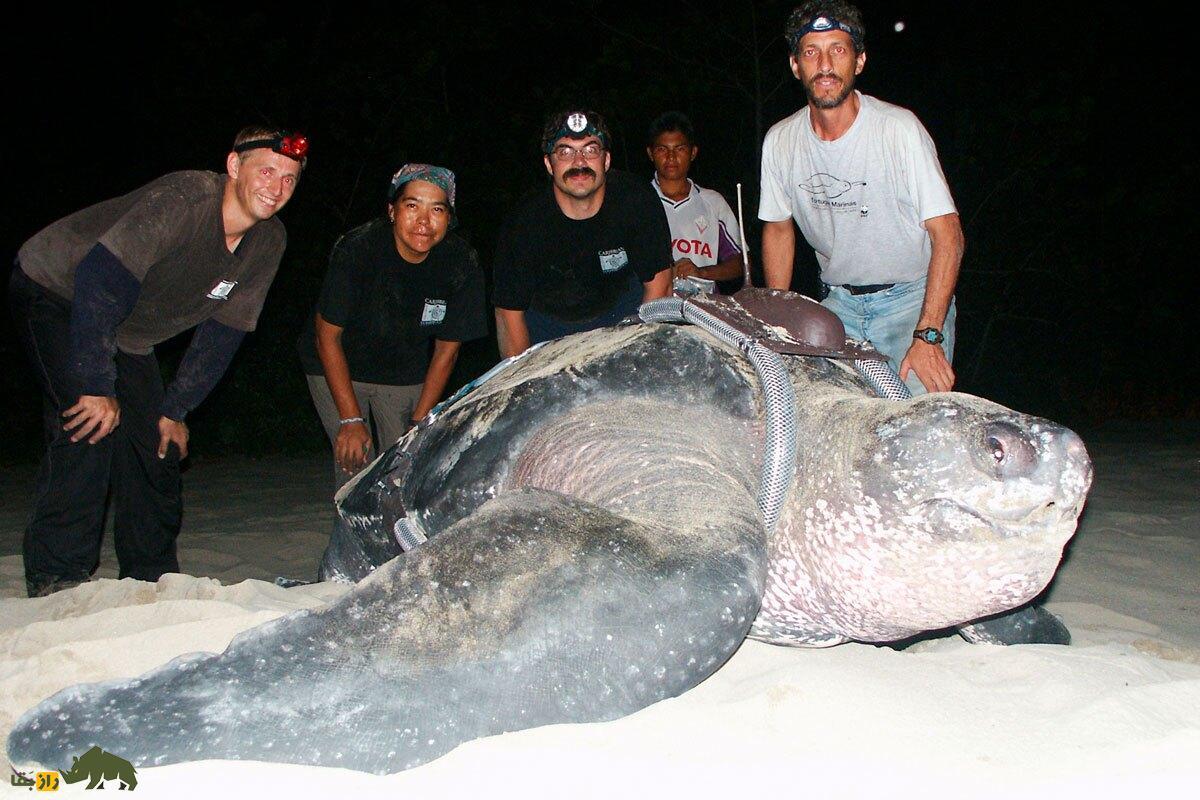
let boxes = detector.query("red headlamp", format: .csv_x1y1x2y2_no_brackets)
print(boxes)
278,133,309,159
234,131,309,162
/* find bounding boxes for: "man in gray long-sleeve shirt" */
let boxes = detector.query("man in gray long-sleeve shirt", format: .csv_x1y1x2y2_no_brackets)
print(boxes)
8,125,306,596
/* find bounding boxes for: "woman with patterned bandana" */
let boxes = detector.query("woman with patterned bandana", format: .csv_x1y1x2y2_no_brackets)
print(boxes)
298,165,487,488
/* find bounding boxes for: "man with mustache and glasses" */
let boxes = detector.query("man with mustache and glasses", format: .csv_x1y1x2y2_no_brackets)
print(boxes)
8,125,306,596
493,109,672,357
759,1,964,396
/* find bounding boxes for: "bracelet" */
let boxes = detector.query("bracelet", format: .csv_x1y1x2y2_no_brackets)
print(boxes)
339,416,365,426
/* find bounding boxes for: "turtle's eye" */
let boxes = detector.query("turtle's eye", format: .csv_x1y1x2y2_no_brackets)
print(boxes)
980,421,1037,479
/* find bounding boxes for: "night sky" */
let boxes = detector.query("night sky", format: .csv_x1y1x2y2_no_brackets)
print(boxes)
2,2,1192,461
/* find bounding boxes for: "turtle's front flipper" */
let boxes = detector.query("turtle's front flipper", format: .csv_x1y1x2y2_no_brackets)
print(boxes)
958,603,1071,645
8,488,764,775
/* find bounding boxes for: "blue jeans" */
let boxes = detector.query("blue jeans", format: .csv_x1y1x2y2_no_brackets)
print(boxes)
822,277,956,396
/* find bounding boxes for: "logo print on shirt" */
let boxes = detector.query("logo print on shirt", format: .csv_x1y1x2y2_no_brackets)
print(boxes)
421,298,447,325
598,247,629,274
799,172,867,214
694,215,709,236
799,173,867,199
206,279,237,300
673,239,713,259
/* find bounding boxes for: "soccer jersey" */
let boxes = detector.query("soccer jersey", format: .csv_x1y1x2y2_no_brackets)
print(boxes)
652,177,743,268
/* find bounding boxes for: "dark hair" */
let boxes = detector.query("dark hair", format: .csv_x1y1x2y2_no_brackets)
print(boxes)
785,1,866,54
540,109,611,154
647,111,696,147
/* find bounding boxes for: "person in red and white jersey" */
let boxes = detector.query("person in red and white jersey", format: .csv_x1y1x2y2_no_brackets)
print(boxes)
646,112,744,291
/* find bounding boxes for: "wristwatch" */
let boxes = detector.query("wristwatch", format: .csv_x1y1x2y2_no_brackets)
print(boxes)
913,327,944,345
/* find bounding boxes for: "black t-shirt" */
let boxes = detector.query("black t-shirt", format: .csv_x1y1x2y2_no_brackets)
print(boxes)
491,170,672,325
298,219,487,385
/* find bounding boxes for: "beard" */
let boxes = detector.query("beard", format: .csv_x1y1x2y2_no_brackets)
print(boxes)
806,72,855,109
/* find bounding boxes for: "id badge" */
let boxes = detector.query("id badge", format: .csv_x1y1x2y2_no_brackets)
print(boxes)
421,298,447,325
598,247,629,274
206,279,237,300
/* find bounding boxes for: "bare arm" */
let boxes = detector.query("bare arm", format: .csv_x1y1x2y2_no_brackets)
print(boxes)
899,212,966,392
673,256,744,283
314,313,371,473
761,220,797,291
412,339,461,423
641,268,672,302
495,307,531,359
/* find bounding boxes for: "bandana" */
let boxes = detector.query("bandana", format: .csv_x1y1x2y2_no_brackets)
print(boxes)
388,164,457,210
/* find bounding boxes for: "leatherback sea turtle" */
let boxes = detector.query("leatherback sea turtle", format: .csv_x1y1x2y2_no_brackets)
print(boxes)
7,295,1092,775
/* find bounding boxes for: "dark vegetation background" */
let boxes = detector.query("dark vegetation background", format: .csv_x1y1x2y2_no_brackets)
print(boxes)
1,2,1192,462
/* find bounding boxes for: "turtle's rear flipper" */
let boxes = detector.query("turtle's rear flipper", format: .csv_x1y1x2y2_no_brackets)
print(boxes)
8,488,764,776
958,603,1070,645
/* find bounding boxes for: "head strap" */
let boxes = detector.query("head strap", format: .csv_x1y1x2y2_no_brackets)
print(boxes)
543,112,610,154
790,15,863,51
234,132,310,162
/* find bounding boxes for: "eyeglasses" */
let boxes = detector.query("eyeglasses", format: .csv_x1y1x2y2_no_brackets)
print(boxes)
651,144,692,157
550,142,604,162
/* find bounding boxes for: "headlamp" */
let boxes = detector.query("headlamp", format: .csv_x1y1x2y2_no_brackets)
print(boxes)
790,15,864,52
542,112,610,154
234,132,310,162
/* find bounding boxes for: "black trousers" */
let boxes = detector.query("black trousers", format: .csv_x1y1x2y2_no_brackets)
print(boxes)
8,268,182,592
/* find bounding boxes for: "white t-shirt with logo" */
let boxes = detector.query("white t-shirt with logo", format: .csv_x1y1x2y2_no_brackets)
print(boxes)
758,92,956,286
653,177,743,268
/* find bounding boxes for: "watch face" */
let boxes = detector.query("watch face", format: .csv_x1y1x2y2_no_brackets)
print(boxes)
915,328,943,344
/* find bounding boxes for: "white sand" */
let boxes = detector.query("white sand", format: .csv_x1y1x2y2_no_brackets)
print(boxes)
2,426,1198,798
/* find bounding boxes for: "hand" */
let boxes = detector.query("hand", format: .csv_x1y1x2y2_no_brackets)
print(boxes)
157,417,189,459
62,395,121,444
672,258,701,280
899,340,956,393
335,421,371,474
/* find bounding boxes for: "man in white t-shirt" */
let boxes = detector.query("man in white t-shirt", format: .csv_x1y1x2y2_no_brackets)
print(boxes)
758,1,965,394
647,112,744,291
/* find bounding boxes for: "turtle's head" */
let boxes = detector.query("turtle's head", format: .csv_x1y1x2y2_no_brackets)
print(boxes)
764,390,1092,644
865,393,1092,547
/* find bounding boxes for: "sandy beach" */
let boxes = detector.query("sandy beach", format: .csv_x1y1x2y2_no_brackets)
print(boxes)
2,423,1197,798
